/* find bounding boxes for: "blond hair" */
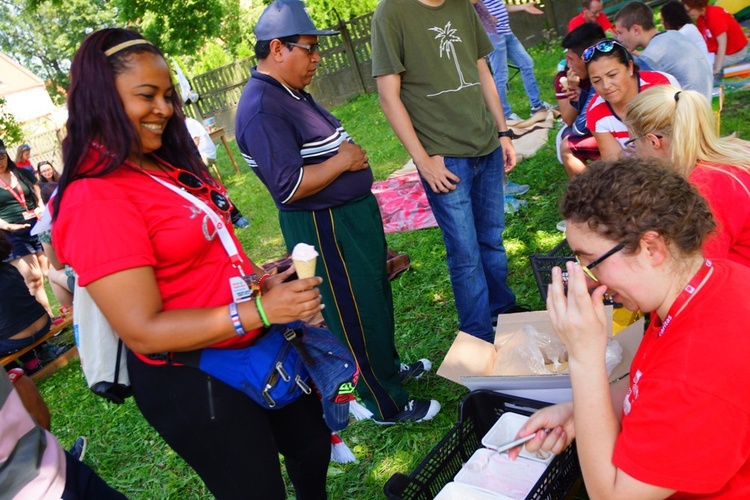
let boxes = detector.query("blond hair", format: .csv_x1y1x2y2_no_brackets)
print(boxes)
624,85,750,178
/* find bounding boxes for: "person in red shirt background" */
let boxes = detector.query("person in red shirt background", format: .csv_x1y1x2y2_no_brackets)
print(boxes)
625,84,750,267
568,0,616,35
683,0,748,75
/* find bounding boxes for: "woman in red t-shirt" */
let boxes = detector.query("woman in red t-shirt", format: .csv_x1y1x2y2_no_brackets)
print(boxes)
52,28,330,498
512,158,750,497
582,39,676,160
683,0,748,74
625,84,750,267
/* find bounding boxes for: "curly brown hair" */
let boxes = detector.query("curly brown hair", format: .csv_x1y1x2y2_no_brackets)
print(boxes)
562,158,715,255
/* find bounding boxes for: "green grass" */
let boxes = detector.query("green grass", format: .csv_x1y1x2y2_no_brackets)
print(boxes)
37,40,750,499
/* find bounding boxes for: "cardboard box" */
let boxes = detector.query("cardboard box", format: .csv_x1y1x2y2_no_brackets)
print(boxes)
437,307,644,403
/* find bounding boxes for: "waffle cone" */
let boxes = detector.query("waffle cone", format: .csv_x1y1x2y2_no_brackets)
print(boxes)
294,258,317,279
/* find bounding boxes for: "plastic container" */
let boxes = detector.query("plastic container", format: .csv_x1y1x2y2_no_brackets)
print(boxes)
435,481,509,500
482,413,554,465
529,239,616,306
383,391,582,500
454,448,547,499
528,239,574,302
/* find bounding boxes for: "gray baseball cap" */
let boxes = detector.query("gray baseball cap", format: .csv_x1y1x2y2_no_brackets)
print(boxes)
255,0,339,41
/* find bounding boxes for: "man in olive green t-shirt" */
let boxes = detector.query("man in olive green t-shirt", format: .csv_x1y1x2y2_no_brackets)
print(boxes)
372,0,522,343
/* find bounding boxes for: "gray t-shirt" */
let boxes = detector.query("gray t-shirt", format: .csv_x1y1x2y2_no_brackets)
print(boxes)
638,30,713,101
371,0,498,157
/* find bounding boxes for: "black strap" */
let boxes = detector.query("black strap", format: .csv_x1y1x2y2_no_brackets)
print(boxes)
283,327,315,365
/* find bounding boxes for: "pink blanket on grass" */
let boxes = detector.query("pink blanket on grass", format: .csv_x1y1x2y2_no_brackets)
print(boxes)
371,171,437,234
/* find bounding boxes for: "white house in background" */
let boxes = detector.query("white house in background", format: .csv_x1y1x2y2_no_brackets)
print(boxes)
0,52,56,125
0,52,66,166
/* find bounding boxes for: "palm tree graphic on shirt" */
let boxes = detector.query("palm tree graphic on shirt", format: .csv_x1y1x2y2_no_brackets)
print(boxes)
427,21,480,97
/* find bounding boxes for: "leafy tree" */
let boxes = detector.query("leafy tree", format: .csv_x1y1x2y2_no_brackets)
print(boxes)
0,0,117,104
116,0,226,55
303,0,379,28
0,98,24,145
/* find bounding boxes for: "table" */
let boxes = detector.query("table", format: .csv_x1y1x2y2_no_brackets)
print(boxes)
209,127,241,175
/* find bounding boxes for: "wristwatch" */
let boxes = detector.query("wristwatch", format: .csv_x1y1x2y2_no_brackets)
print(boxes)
497,130,514,139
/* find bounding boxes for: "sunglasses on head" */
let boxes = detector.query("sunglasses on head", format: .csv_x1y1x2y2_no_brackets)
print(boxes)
582,40,629,63
168,169,232,213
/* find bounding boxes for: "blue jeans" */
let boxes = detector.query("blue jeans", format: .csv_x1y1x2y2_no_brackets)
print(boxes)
420,148,516,342
0,316,51,355
487,32,543,117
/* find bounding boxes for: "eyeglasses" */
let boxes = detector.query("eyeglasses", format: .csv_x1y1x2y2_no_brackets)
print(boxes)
586,8,602,15
575,242,625,282
582,40,628,63
168,169,232,213
624,133,663,150
286,42,320,56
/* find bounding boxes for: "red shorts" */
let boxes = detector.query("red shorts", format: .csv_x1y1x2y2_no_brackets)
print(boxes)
566,134,600,162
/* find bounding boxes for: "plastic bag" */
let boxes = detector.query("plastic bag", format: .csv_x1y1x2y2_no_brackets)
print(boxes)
502,325,622,376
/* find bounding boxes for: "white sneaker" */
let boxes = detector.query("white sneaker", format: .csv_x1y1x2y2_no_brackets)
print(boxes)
373,399,441,425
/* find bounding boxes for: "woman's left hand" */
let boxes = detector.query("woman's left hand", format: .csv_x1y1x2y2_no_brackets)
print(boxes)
260,266,295,295
546,260,609,365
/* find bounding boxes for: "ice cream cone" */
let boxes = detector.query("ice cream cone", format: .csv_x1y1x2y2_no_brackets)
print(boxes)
294,257,317,279
292,243,319,279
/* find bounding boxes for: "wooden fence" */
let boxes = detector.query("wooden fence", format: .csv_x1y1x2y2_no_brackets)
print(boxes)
187,0,581,138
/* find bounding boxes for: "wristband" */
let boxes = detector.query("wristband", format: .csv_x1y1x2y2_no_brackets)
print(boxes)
228,302,246,336
7,367,25,384
255,296,271,327
498,129,514,139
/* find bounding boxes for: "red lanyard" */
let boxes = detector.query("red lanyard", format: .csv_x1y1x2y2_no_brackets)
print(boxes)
0,173,28,211
657,259,713,337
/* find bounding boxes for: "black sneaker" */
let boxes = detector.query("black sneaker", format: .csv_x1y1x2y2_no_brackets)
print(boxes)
69,436,87,461
373,399,441,425
398,359,432,384
34,344,71,365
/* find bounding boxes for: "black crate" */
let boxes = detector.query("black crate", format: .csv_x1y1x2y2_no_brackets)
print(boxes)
384,390,582,500
529,239,574,302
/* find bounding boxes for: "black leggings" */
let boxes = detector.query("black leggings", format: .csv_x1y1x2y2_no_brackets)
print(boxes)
62,451,127,499
127,352,330,499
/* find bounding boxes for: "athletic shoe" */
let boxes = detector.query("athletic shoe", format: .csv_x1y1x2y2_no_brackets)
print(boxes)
556,220,567,232
373,399,441,425
530,101,554,114
398,359,432,384
506,112,522,122
34,344,71,365
69,437,87,461
504,195,527,214
233,216,250,229
22,360,42,376
504,181,530,196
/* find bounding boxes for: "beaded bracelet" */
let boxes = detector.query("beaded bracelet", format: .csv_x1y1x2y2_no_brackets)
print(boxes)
228,302,246,336
258,273,271,288
255,295,271,327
